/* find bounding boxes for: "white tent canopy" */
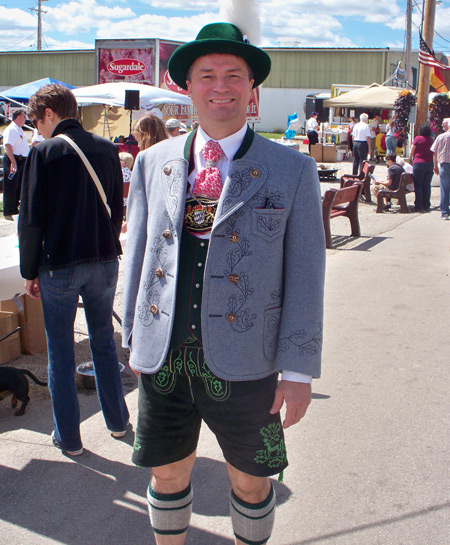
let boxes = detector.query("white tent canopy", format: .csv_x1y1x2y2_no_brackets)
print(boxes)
72,82,191,108
323,83,403,109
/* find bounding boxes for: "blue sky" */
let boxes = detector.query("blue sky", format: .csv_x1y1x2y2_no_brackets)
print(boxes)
1,0,449,55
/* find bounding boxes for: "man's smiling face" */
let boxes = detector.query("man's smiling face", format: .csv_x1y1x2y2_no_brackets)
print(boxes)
186,53,254,139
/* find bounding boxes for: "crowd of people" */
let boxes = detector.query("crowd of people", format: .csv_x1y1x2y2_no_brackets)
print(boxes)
341,111,449,218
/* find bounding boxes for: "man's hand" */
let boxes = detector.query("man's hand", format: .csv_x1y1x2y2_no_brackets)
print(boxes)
270,380,312,429
25,278,41,300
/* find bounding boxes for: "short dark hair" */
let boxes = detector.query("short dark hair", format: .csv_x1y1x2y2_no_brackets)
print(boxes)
28,84,77,122
385,153,396,162
12,110,25,121
418,123,431,137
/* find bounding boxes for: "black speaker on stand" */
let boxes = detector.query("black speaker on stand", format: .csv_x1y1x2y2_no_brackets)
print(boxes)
124,90,140,140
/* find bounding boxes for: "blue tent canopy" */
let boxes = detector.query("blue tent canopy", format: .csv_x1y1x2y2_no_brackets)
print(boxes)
1,78,75,102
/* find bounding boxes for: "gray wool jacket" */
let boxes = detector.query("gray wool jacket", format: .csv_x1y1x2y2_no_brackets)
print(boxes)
122,129,325,380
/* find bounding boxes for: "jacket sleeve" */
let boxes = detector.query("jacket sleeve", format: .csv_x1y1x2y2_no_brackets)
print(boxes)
275,156,326,378
18,147,48,280
122,153,149,348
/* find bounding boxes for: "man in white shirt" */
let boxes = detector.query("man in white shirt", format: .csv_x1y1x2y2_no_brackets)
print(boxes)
306,111,319,153
123,22,325,545
3,109,30,219
352,112,372,175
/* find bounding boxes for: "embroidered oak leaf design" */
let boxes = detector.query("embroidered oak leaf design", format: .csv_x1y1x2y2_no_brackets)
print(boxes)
278,323,323,354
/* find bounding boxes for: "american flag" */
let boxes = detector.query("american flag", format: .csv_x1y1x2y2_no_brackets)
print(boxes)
419,34,450,71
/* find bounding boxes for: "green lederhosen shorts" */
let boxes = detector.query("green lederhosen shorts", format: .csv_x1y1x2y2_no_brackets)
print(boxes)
132,340,288,477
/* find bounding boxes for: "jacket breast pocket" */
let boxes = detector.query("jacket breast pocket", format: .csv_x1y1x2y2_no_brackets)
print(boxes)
251,208,285,242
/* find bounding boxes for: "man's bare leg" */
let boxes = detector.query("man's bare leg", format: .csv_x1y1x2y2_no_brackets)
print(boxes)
227,463,275,545
150,451,197,545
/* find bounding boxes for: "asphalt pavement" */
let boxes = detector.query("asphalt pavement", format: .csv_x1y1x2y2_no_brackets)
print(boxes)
1,173,450,544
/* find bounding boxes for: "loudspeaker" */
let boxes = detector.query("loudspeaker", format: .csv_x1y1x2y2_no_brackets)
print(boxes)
124,90,140,110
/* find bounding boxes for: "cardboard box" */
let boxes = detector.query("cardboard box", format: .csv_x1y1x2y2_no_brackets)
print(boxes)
0,295,47,355
322,144,337,162
0,311,21,365
310,144,323,162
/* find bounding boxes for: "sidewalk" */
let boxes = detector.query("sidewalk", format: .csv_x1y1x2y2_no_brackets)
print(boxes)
1,186,449,544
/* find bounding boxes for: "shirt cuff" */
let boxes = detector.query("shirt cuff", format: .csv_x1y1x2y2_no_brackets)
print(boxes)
281,371,312,384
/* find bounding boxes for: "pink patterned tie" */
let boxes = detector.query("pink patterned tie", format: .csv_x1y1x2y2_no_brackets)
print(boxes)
192,140,224,199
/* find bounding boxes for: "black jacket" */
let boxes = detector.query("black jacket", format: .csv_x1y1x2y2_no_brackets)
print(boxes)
19,119,123,280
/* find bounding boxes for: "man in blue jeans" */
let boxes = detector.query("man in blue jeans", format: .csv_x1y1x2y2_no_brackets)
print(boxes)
431,118,450,219
19,84,129,456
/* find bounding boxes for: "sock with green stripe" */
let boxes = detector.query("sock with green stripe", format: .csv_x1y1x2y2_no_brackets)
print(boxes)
147,482,193,536
230,484,276,545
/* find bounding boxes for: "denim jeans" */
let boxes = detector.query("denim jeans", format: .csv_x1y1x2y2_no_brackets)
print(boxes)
385,135,397,155
413,161,433,211
439,163,450,216
39,259,129,451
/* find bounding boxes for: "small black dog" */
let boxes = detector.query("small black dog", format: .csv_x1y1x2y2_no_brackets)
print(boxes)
0,367,47,416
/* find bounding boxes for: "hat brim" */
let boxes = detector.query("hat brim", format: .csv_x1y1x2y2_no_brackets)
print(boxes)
168,39,271,90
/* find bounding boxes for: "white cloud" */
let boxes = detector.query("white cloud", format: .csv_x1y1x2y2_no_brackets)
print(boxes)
45,0,135,35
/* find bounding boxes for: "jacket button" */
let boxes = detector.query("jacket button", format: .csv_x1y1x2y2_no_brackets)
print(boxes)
162,229,171,239
228,273,239,284
163,166,172,175
155,268,164,278
226,313,237,323
229,233,240,243
250,169,261,178
150,304,158,315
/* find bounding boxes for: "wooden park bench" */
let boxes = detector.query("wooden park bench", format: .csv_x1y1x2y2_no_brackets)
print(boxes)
375,172,412,214
340,160,375,203
322,181,363,249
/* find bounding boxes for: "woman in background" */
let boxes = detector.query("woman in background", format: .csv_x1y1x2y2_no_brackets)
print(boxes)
133,114,168,151
385,118,397,155
410,123,434,212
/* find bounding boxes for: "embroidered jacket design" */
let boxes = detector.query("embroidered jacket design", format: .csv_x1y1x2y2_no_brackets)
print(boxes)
278,322,323,355
224,212,256,332
222,167,258,211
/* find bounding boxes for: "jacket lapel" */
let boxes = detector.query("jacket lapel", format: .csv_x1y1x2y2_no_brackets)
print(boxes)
160,133,195,233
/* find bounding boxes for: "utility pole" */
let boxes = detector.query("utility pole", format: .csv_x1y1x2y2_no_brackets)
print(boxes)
405,0,412,88
30,0,48,51
415,0,436,129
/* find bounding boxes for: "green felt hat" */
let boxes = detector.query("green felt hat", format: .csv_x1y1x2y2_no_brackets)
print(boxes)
168,22,271,90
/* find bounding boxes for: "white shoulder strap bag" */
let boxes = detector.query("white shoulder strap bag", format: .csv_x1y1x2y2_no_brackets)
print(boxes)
55,133,111,218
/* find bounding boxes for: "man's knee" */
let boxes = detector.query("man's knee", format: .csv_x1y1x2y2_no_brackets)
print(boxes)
151,452,196,495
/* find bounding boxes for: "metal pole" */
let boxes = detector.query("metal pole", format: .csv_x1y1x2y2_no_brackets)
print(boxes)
416,0,436,129
406,0,412,87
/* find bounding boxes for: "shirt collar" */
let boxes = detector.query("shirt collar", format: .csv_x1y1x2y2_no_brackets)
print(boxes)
195,123,248,161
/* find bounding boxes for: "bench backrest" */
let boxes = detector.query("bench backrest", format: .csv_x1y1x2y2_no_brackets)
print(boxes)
331,183,361,206
399,172,412,189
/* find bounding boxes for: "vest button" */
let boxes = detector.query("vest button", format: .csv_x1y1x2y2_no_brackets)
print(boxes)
195,283,201,288
228,273,239,284
191,324,197,330
226,313,237,323
163,166,172,175
150,304,158,315
155,268,164,278
250,169,261,178
200,242,205,247
229,233,240,243
193,304,198,309
197,262,203,267
162,229,171,239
